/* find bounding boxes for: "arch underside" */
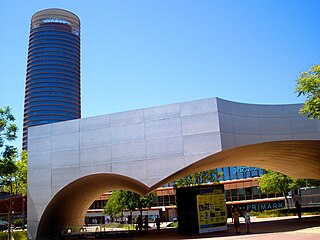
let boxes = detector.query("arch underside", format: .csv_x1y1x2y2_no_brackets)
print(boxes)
37,174,150,239
37,140,320,239
151,140,320,190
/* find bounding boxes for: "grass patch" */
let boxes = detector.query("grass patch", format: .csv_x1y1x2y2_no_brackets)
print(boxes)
166,222,178,228
252,208,320,218
101,223,137,230
0,231,27,240
254,210,295,218
101,222,124,228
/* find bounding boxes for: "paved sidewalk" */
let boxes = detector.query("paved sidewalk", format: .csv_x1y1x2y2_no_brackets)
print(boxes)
134,215,320,240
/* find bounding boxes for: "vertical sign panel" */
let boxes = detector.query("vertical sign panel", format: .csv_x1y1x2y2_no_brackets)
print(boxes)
196,191,227,233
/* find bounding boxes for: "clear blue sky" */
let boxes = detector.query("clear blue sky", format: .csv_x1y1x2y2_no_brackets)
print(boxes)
1,0,319,149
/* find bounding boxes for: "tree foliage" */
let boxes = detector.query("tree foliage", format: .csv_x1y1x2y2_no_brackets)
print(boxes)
174,169,222,188
0,106,19,189
104,190,155,220
1,151,28,195
103,191,124,219
0,106,20,240
0,107,17,146
0,107,27,195
120,190,154,214
258,171,297,209
296,179,320,188
295,64,320,119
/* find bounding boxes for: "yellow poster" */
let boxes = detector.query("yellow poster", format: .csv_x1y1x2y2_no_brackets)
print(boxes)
196,193,227,234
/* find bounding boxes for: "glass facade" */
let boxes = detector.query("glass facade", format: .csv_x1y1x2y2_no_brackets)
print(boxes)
23,9,81,150
218,166,265,181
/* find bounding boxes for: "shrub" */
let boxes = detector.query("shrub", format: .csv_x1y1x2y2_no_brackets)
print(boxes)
0,232,8,240
12,231,27,240
0,231,27,240
13,218,24,227
166,222,178,228
252,207,320,218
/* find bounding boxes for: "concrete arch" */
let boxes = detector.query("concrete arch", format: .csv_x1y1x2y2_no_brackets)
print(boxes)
36,173,150,240
151,140,320,190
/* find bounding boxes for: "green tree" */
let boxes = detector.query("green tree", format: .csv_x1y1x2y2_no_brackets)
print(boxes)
258,171,297,210
104,190,155,223
295,64,320,119
174,169,222,188
296,179,320,188
1,151,27,196
13,151,28,196
134,192,155,218
103,191,124,221
0,106,18,181
0,106,18,240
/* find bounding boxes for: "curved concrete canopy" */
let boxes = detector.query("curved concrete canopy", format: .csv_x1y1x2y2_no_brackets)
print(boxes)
36,173,149,239
151,140,320,190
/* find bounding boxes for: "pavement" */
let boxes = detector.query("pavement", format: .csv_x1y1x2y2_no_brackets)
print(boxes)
132,215,320,240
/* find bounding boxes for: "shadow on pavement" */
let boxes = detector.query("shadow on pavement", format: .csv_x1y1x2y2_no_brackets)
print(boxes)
134,215,320,239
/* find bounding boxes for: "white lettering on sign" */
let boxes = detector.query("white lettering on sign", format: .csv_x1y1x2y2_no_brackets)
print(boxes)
244,201,285,211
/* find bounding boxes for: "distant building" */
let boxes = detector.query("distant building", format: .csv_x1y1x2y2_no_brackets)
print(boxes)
86,168,284,224
0,193,27,227
23,8,81,150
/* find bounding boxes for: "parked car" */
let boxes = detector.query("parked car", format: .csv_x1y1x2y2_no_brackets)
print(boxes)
0,221,8,231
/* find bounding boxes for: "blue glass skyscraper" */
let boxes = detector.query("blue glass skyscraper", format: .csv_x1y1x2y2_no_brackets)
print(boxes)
23,9,81,150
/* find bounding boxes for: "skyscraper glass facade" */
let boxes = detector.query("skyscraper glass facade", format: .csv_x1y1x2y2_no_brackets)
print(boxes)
23,9,81,150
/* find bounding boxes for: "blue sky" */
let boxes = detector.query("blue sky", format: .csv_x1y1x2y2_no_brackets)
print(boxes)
1,0,319,149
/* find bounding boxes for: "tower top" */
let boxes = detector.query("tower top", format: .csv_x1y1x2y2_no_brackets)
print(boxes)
31,8,80,35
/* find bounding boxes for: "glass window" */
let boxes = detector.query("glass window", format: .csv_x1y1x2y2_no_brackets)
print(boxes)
30,37,79,46
27,68,79,77
258,169,266,176
217,168,224,181
26,115,78,122
27,105,78,112
29,57,79,64
229,167,237,180
251,169,259,178
27,76,79,85
27,110,79,117
164,196,169,206
28,64,79,73
26,96,79,104
29,48,78,58
27,87,78,95
158,196,163,206
237,171,243,179
231,189,238,201
27,83,78,90
225,190,231,201
169,195,175,205
275,192,284,198
261,192,267,199
153,196,158,207
29,50,78,59
253,187,260,199
268,193,275,198
245,187,253,200
29,51,79,61
25,100,79,109
239,188,245,200
31,30,79,40
223,167,229,180
244,169,251,179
